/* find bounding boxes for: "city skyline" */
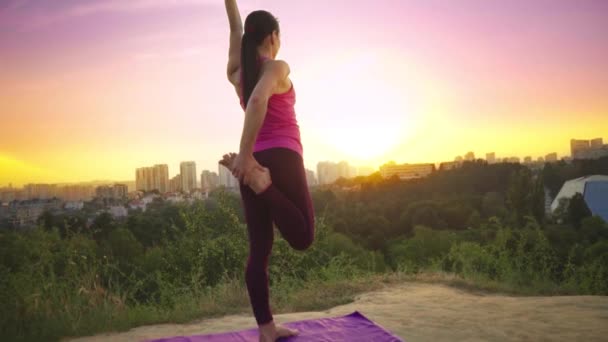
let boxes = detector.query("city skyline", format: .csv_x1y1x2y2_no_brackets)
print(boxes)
3,136,604,189
1,1,607,186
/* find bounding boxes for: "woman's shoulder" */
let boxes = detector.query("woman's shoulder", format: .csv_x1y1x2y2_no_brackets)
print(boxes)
261,59,290,78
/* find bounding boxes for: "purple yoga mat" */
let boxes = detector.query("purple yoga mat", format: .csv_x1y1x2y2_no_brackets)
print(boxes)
146,311,403,341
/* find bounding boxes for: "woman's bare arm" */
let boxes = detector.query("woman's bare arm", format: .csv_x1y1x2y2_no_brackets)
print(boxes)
225,0,242,84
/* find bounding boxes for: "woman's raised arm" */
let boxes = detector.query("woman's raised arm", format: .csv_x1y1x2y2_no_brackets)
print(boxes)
225,0,243,83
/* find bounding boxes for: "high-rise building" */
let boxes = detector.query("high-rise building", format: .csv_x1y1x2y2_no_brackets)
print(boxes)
113,184,128,198
317,162,337,185
135,166,154,191
56,185,95,201
465,151,475,161
96,184,128,199
305,169,317,187
201,170,220,192
590,138,603,149
571,137,608,160
486,152,496,164
23,184,57,200
96,186,113,199
379,162,436,180
316,161,358,185
571,139,590,159
169,174,182,192
218,164,238,188
136,168,146,191
152,164,169,193
545,153,558,163
180,161,197,193
136,164,169,193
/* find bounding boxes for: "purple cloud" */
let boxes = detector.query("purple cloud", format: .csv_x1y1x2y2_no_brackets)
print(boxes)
2,0,219,32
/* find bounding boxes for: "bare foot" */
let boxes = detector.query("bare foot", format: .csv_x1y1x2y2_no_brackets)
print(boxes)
247,166,272,194
258,321,299,342
219,152,271,194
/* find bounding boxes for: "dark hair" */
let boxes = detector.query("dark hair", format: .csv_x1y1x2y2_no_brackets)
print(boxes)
241,10,279,107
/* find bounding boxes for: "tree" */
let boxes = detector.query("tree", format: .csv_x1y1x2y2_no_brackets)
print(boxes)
530,173,546,224
91,212,115,241
567,193,592,229
579,216,607,244
506,168,534,228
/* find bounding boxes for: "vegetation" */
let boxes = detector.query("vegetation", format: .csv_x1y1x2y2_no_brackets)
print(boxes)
1,158,607,341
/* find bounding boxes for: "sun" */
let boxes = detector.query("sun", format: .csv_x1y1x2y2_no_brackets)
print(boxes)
296,51,418,163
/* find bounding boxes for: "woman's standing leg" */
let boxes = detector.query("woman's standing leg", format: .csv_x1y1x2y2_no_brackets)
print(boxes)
239,182,275,326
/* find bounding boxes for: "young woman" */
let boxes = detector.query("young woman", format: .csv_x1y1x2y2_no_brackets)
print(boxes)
219,1,315,341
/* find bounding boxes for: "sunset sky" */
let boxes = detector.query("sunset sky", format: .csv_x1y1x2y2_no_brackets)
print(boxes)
1,0,607,187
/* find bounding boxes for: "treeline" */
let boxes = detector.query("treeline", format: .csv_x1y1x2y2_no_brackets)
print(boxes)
1,159,607,341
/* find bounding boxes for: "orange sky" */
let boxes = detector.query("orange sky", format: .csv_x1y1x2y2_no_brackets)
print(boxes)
1,0,607,187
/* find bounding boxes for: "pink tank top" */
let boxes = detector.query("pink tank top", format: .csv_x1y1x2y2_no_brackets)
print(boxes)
239,57,303,156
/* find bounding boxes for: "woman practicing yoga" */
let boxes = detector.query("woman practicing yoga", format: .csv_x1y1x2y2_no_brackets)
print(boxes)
219,1,315,341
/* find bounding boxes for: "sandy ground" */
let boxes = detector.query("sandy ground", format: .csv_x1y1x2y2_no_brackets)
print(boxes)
65,282,608,342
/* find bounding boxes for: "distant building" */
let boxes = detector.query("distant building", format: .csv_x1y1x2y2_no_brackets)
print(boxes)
465,152,475,161
571,139,590,159
317,161,354,185
128,200,146,212
15,204,46,228
108,206,128,219
508,157,521,163
153,164,169,193
10,198,61,229
590,138,603,148
136,164,169,193
571,138,608,160
317,162,339,185
486,152,496,164
439,161,460,171
64,201,84,211
169,174,182,192
180,161,197,193
583,179,608,222
218,164,238,188
379,162,436,180
579,145,608,160
305,169,317,187
545,153,558,163
23,183,57,200
550,175,608,222
95,184,128,200
200,170,219,192
0,188,18,203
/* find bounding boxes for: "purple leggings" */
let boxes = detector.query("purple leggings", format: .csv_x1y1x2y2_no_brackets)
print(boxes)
239,147,315,326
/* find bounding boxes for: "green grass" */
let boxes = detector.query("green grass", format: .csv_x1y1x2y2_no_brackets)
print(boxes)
9,269,602,342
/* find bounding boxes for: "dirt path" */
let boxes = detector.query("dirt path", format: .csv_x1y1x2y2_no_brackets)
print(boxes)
66,282,608,341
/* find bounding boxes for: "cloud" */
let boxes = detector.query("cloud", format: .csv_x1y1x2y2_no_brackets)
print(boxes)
9,0,219,31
